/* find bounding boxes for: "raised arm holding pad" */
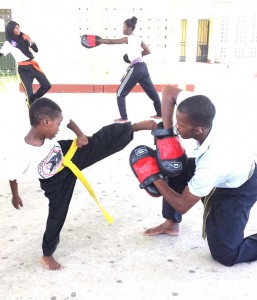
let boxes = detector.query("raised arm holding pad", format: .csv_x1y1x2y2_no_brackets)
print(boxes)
152,123,187,177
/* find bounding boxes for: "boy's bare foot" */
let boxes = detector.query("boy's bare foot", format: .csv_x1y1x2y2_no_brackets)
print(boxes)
114,118,129,123
132,120,157,132
150,115,162,120
143,220,180,236
41,255,63,271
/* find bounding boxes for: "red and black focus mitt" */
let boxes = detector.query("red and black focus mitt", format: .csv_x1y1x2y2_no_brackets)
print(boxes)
129,145,163,197
152,123,187,177
81,34,101,48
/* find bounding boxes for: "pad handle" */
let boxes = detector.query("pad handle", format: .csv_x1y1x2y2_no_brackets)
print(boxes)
151,122,178,138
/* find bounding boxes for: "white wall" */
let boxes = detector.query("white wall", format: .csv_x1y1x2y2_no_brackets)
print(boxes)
1,0,256,85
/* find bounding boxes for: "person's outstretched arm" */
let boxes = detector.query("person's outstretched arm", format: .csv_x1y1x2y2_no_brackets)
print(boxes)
9,180,23,209
161,85,182,129
67,119,88,147
98,37,128,45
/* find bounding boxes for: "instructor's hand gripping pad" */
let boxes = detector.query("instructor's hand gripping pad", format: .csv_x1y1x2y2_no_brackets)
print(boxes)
129,145,163,197
152,125,187,177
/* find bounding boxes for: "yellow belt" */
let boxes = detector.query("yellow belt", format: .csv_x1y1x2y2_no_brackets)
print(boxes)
58,138,114,224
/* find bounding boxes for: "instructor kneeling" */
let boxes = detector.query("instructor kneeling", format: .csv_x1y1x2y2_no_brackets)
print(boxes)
130,85,257,267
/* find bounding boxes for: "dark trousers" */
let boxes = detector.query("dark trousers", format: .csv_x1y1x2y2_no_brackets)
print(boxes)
116,62,162,120
39,122,133,256
162,158,196,223
18,64,51,106
163,158,257,266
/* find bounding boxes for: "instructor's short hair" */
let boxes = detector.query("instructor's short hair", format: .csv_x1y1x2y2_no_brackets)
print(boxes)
29,97,62,126
177,95,216,128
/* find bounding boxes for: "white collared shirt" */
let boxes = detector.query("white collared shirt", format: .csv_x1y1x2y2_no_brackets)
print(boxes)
176,91,255,197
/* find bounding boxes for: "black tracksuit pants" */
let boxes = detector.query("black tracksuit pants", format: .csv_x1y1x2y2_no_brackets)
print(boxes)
18,64,51,106
116,62,162,120
39,122,133,256
163,158,257,266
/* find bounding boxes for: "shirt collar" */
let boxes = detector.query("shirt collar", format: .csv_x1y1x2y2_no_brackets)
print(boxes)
194,120,216,159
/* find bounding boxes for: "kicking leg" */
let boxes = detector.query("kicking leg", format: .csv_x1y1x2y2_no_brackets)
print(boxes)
131,120,157,132
31,69,51,103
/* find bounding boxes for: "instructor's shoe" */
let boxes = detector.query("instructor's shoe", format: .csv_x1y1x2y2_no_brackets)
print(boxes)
150,115,162,120
114,118,129,123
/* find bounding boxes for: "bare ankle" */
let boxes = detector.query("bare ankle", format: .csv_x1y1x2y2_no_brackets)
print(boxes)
41,255,63,271
143,220,180,236
132,120,157,132
164,219,178,227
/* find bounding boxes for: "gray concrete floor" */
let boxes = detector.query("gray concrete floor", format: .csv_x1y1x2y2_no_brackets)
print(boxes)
0,65,257,299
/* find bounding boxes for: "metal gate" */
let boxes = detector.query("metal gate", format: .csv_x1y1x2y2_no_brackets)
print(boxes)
0,9,16,75
180,19,187,62
196,19,209,62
